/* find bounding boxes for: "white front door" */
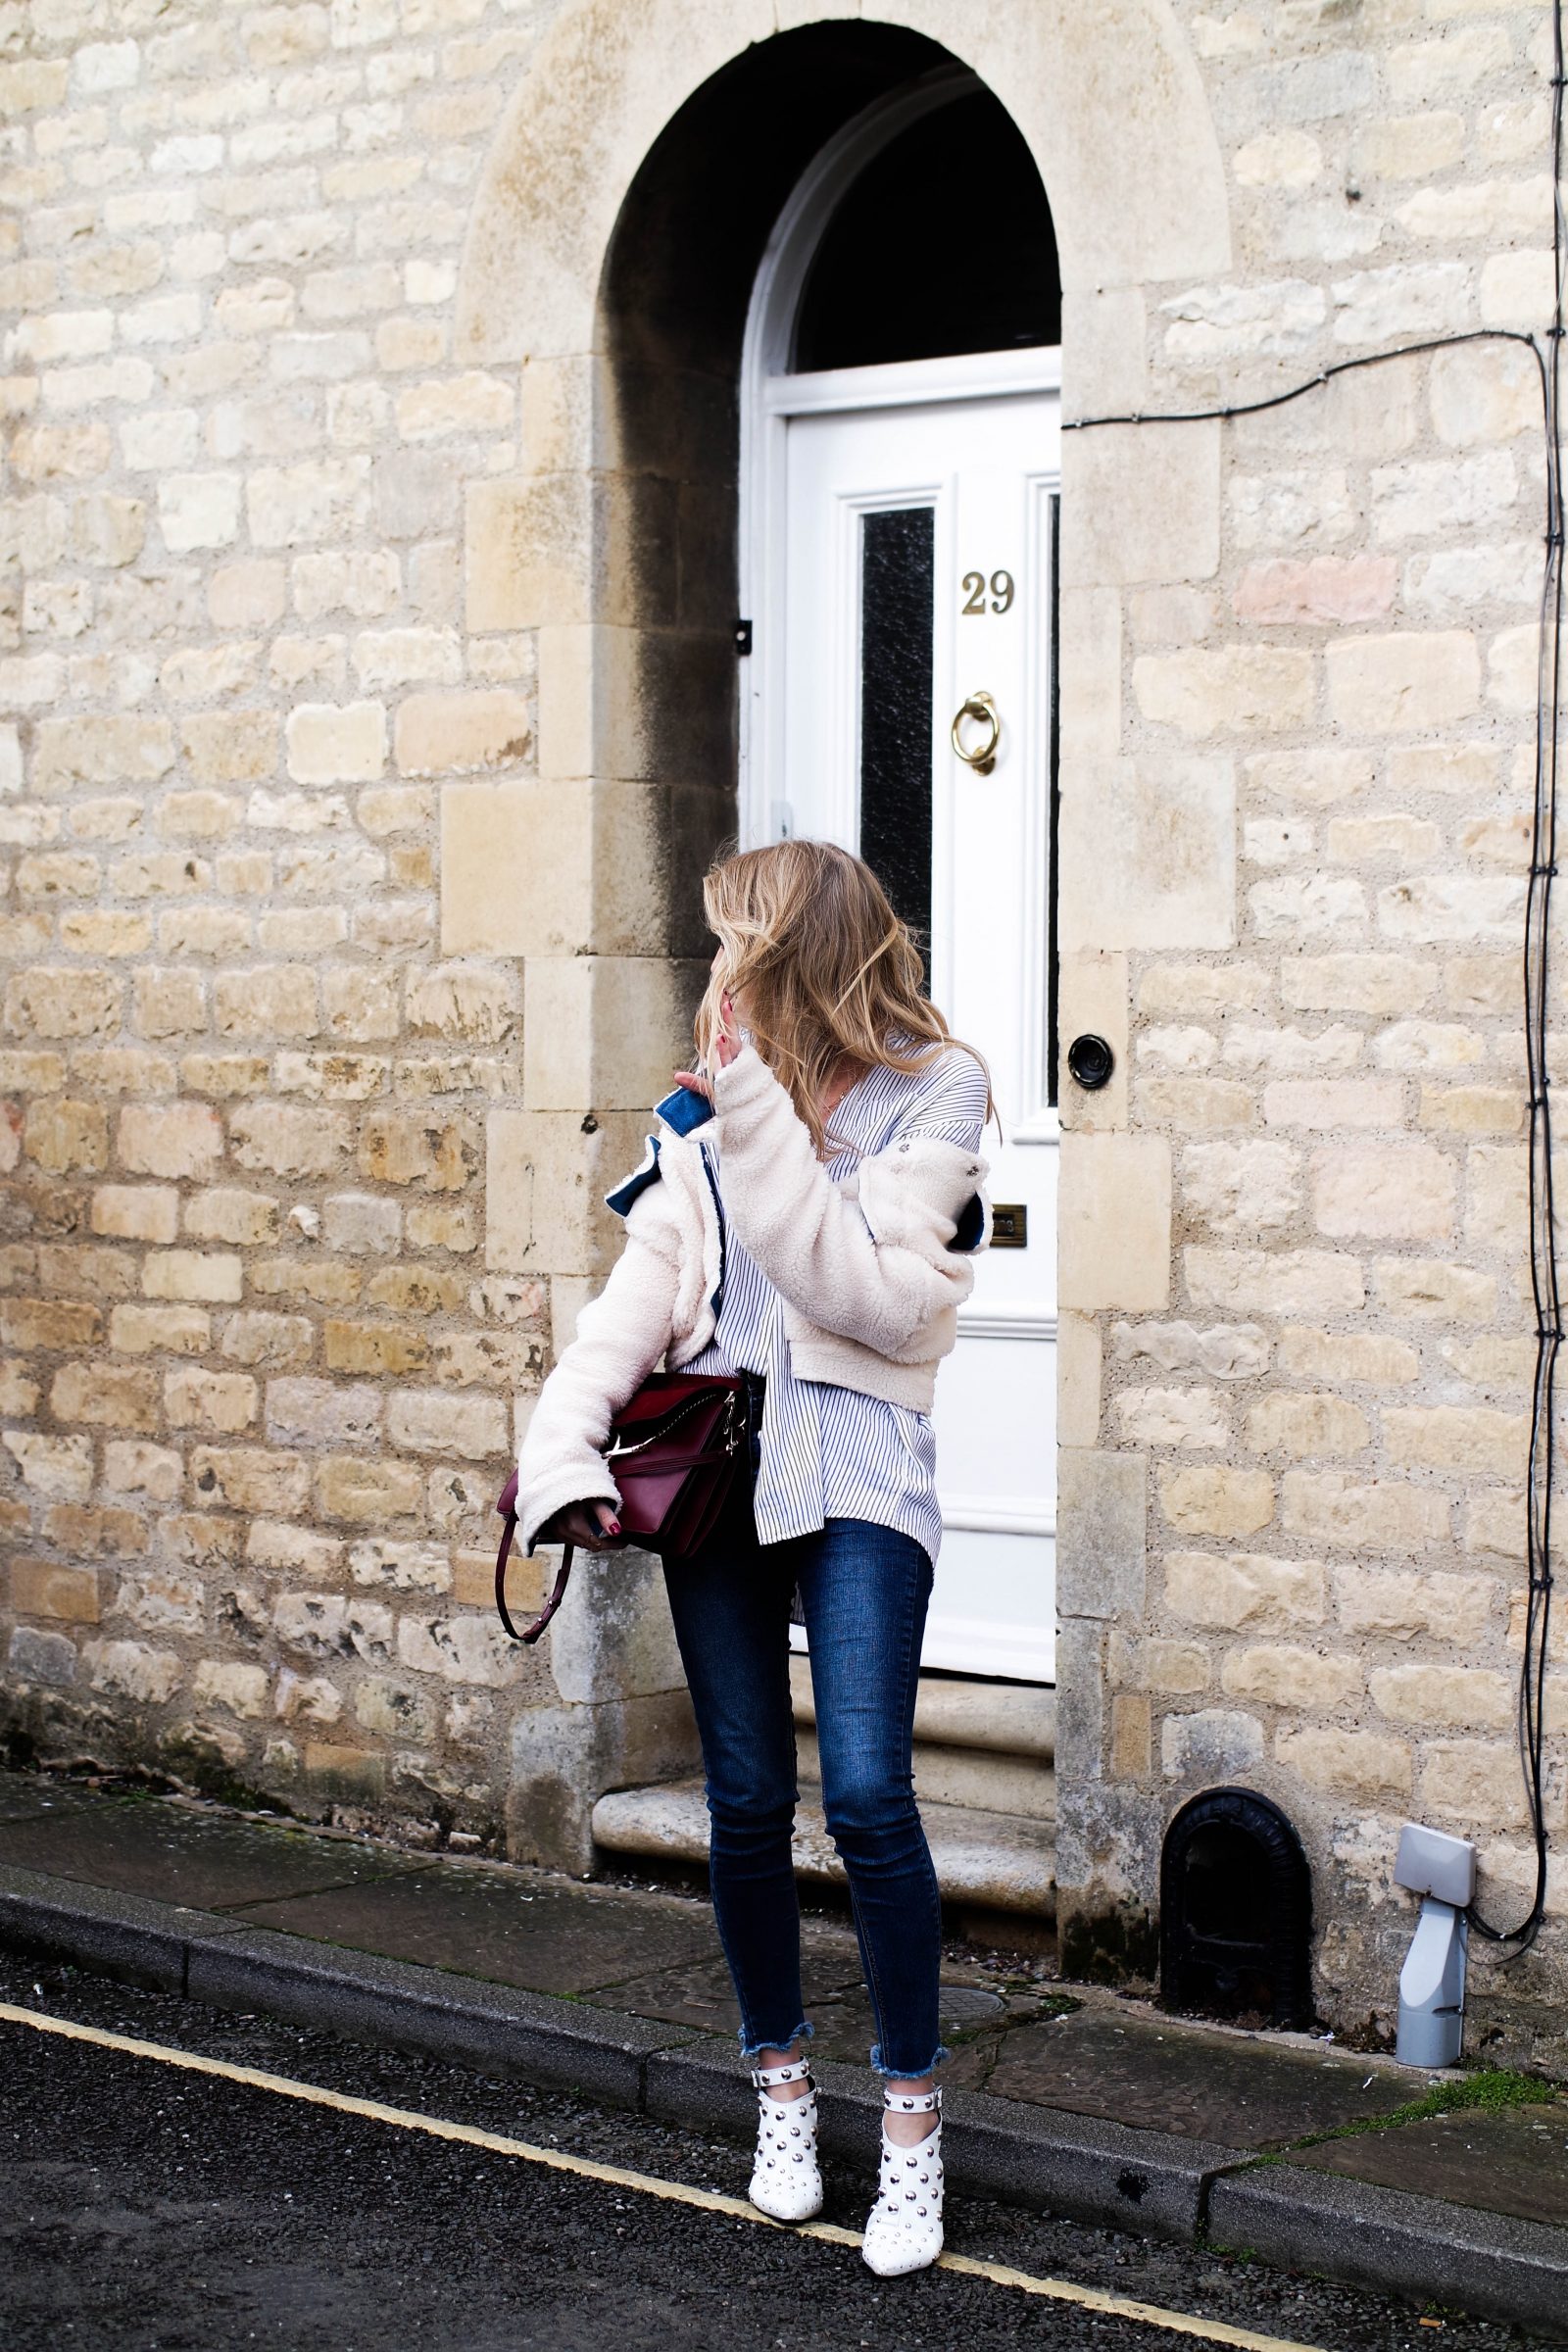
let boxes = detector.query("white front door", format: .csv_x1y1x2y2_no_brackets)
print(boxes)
750,363,1060,1683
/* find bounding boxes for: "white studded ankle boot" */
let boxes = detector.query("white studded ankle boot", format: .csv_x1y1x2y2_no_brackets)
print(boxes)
748,2057,823,2224
861,2084,944,2277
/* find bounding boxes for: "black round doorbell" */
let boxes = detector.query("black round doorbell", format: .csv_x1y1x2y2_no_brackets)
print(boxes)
1066,1032,1115,1092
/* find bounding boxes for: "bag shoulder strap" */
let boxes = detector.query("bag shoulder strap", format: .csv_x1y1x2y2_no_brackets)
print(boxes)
494,1503,573,1644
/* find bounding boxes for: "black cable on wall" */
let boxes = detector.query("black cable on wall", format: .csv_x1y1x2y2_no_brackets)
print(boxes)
1062,14,1565,1954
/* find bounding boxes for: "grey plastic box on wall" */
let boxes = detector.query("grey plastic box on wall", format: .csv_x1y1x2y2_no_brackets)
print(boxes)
1394,1824,1477,1910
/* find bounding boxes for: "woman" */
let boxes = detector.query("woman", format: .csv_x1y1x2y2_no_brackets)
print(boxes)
514,840,992,2277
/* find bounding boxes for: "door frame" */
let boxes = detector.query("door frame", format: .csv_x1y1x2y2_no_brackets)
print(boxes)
736,69,1063,852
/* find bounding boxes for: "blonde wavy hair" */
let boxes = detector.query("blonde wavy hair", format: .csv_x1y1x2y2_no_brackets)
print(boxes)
694,840,993,1157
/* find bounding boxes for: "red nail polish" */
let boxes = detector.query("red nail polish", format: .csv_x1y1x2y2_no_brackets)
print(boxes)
607,1520,621,1536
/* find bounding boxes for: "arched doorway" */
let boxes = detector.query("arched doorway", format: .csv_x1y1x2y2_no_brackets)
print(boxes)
459,1,1232,1938
738,68,1062,1684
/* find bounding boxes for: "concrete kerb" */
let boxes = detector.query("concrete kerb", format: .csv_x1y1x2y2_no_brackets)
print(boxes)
1206,2163,1568,2340
3,1861,1568,2335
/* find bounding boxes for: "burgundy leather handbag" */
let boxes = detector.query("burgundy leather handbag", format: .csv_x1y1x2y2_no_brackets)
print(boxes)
493,1371,748,1642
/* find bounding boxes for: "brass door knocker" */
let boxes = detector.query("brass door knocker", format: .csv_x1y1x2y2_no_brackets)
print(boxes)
951,690,1001,775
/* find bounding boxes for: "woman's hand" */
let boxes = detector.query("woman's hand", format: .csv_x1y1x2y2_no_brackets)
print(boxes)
674,991,739,1099
538,1499,623,1551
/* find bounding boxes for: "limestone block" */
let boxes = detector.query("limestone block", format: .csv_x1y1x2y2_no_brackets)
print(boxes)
1325,631,1480,731
1331,262,1470,346
1232,555,1396,627
104,1442,182,1502
396,689,531,778
1373,1256,1495,1321
1060,286,1147,420
548,1543,688,1706
118,1096,221,1176
536,622,733,790
1114,1387,1228,1449
1419,1740,1533,1831
1160,278,1324,367
1278,1327,1418,1384
1181,1140,1299,1237
1276,1726,1412,1799
358,1109,478,1192
24,1100,107,1175
264,1378,383,1449
1430,341,1542,446
2,1433,94,1500
523,956,704,1112
1058,1133,1170,1313
1109,1693,1152,1781
1463,1143,1527,1253
1158,1464,1274,1538
1137,961,1273,1017
1354,111,1465,182
230,1102,352,1182
157,472,241,552
164,1369,258,1436
483,1106,648,1280
184,1188,278,1247
1312,1142,1456,1242
293,549,403,624
1281,1470,1449,1550
143,1250,243,1304
110,1305,210,1357
1370,1664,1514,1730
82,1639,182,1705
1056,1310,1102,1450
7,1627,77,1687
1060,421,1220,587
1,1298,102,1349
1185,1247,1363,1317
1133,646,1313,737
1228,467,1353,551
387,1389,509,1459
1108,1632,1210,1697
284,700,386,783
1335,1567,1498,1645
10,1560,101,1623
1245,1391,1370,1457
1162,1708,1263,1779
1165,1550,1326,1631
1058,756,1235,953
1221,1643,1362,1711
1246,748,1373,809
277,1672,346,1728
51,1361,159,1434
1383,1405,1528,1479
1265,1079,1403,1130
1109,1319,1268,1381
1056,589,1122,763
315,1456,423,1524
219,1312,314,1370
321,1193,401,1255
396,1609,523,1690
192,1660,270,1718
1055,1448,1146,1623
1480,250,1554,329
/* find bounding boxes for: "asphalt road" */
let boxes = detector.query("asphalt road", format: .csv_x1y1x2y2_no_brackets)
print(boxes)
0,1951,1544,2352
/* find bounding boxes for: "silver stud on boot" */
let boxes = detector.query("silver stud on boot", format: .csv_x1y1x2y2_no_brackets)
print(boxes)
748,2056,823,2225
861,2084,943,2277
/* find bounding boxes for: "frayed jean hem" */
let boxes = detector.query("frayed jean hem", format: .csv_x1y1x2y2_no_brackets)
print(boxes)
870,2040,949,2081
737,2018,814,2066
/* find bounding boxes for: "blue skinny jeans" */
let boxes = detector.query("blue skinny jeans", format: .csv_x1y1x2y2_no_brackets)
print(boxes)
662,1513,946,2081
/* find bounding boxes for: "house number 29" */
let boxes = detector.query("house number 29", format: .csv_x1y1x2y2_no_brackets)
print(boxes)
961,569,1014,614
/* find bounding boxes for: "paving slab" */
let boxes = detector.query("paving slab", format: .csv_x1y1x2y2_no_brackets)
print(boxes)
0,1794,421,1913
985,2007,1419,2149
233,1860,723,1995
1295,2096,1568,2230
0,1769,122,1825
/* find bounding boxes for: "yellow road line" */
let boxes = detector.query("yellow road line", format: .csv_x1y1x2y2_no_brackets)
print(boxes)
1,1999,1328,2352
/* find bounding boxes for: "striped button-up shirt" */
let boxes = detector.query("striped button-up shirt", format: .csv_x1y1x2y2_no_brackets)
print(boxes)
685,1048,989,1564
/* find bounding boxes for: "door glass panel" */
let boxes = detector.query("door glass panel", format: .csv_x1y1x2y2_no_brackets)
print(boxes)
858,504,934,946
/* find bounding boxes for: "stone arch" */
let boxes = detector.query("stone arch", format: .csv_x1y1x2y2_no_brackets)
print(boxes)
457,4,1234,1889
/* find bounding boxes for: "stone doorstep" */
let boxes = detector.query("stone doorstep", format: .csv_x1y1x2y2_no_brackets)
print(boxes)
589,1776,1057,1917
3,1858,1567,2338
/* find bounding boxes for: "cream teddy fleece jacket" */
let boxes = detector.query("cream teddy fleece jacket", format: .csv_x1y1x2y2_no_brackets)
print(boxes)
513,1045,990,1555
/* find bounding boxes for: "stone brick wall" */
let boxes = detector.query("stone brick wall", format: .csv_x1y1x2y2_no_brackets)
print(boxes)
0,0,1565,2049
0,0,588,1843
1052,0,1567,2059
